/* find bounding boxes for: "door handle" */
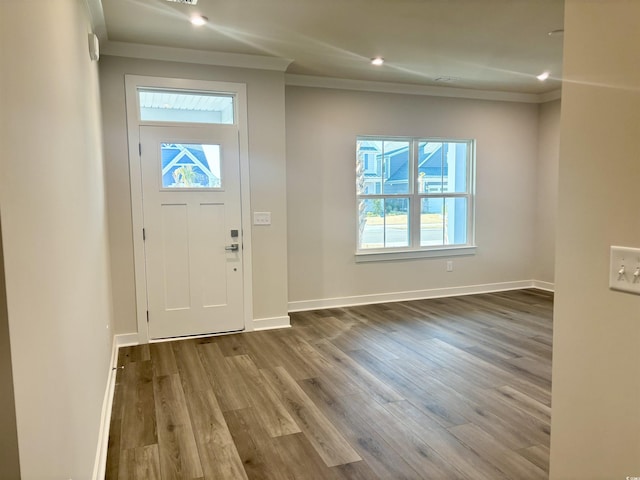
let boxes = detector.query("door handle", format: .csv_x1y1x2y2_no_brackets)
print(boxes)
225,243,239,252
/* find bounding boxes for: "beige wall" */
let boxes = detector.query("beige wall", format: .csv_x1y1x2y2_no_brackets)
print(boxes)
286,86,541,304
99,56,289,334
534,99,561,284
0,219,20,480
0,0,114,478
549,1,640,478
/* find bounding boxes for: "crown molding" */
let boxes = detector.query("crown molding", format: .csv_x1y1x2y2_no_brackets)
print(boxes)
286,74,562,104
101,41,293,72
86,0,560,100
537,89,562,103
84,0,107,41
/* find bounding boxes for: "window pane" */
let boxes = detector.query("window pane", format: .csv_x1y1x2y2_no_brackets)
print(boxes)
444,197,468,245
356,140,382,195
139,89,234,124
358,198,384,249
420,197,469,246
418,141,444,193
420,197,444,246
161,143,222,189
384,198,409,247
356,139,410,195
418,141,468,194
382,140,410,194
442,142,468,193
358,198,410,249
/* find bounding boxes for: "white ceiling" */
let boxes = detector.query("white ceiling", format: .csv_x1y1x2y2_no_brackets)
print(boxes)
94,0,565,95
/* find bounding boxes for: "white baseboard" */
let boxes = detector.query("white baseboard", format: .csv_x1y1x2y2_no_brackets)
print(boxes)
532,280,555,292
92,369,114,480
252,315,291,331
114,332,140,351
288,280,554,312
92,333,139,480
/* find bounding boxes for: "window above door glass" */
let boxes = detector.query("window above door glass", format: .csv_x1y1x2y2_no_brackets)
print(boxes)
161,143,222,189
138,89,234,125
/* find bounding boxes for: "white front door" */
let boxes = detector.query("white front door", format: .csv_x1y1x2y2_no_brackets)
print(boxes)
140,125,244,339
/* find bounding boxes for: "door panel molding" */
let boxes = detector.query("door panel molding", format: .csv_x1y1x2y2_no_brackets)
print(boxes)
125,75,254,343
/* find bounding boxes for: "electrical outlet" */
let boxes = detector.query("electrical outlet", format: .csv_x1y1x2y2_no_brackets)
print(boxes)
446,261,454,272
609,246,640,295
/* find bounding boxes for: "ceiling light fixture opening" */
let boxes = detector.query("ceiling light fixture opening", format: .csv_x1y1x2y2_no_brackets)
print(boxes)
434,76,459,83
371,57,384,66
537,71,550,81
190,15,208,26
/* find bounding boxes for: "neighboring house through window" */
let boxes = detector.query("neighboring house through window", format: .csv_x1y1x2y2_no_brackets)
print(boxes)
356,136,476,260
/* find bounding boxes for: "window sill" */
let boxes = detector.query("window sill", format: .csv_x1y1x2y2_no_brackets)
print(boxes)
355,246,477,263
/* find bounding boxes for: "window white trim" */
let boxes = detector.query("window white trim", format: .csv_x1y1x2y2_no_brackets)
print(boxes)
355,246,477,262
356,136,476,257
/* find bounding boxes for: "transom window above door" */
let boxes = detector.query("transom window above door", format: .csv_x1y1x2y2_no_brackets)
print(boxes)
138,89,235,125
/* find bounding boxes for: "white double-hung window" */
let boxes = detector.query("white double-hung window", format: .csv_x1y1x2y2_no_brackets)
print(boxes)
356,137,476,260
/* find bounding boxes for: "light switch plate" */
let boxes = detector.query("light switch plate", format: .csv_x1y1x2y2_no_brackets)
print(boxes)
253,212,271,226
609,246,640,295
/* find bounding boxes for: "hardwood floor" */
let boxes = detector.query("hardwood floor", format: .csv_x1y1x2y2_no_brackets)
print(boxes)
106,289,553,479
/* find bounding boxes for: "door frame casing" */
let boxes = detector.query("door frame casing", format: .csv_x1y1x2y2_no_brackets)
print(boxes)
124,75,254,344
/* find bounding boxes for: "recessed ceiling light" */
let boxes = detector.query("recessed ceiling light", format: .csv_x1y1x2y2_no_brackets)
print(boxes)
537,71,550,81
190,14,208,26
371,57,384,66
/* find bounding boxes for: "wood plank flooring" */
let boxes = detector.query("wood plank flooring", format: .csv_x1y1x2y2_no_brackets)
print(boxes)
106,289,553,479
